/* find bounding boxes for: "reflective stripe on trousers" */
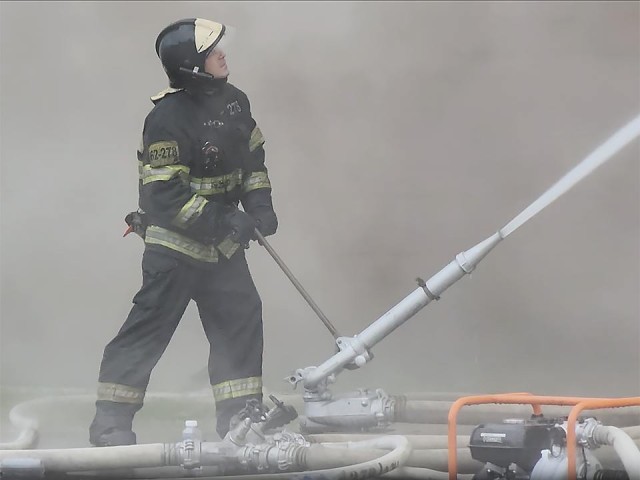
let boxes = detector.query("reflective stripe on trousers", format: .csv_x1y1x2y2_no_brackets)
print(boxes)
212,376,263,403
96,382,145,405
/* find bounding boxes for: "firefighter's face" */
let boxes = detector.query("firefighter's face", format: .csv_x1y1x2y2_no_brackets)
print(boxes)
205,47,229,78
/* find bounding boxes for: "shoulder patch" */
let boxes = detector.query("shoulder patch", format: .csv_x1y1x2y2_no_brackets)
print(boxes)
150,87,184,104
148,141,179,167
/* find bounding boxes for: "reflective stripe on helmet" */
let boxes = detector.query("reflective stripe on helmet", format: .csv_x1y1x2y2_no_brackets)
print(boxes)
242,171,271,194
141,164,190,185
249,126,265,152
145,225,219,262
172,194,208,228
194,19,225,53
97,382,145,405
211,376,262,403
190,169,243,195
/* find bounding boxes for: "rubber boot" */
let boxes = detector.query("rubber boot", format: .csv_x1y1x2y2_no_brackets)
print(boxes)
89,400,139,447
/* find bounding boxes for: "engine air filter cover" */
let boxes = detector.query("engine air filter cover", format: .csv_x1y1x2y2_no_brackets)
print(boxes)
469,418,565,471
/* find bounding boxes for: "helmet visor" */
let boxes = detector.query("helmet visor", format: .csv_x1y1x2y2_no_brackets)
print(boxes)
194,18,235,55
213,24,235,54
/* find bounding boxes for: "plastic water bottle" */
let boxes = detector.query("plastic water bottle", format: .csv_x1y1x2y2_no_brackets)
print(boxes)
182,420,202,471
182,419,202,443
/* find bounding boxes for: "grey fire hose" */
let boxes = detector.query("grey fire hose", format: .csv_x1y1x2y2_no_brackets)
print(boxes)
591,425,640,480
305,443,480,474
2,390,639,478
0,436,412,479
0,409,38,451
0,444,180,471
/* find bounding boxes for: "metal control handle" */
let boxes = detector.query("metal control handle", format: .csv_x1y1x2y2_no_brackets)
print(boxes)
254,228,340,340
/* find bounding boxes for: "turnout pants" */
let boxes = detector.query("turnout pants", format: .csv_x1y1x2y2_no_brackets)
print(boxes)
89,247,264,444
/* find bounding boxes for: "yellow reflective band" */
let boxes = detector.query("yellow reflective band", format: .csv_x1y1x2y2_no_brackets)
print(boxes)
141,164,190,185
138,160,144,178
97,382,145,405
243,171,271,193
249,126,265,152
173,194,208,228
190,169,243,195
212,376,262,403
145,225,218,262
216,235,240,259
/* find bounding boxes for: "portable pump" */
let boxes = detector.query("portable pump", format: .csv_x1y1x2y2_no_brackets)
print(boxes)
469,416,631,480
469,415,567,479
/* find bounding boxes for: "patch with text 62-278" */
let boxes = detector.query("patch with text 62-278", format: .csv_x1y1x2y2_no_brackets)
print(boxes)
148,141,179,167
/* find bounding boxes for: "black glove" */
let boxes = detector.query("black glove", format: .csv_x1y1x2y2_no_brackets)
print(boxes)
251,206,278,237
124,210,148,239
221,207,257,245
242,189,278,237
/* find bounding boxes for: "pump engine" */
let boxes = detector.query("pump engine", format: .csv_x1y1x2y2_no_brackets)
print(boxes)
469,416,630,480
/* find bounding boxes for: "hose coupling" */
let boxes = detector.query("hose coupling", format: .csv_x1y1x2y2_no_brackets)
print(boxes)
389,395,407,422
237,432,308,472
301,388,395,431
574,417,602,450
180,439,201,470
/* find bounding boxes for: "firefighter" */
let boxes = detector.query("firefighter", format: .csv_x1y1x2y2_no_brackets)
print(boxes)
88,18,278,446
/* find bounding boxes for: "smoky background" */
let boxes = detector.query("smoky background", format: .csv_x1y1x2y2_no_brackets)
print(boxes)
0,0,638,441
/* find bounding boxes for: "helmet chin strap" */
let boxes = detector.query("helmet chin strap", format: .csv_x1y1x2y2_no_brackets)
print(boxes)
179,66,213,81
178,66,228,92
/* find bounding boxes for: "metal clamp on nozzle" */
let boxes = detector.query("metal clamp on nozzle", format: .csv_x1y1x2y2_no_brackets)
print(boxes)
416,277,440,301
336,336,373,370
